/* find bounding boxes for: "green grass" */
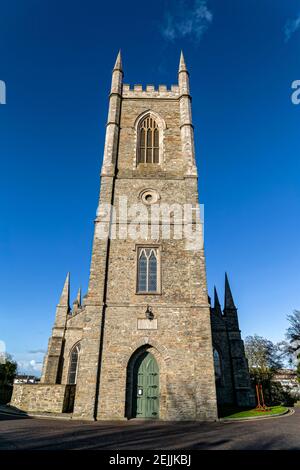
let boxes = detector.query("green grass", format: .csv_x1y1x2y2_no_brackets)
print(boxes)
219,405,288,419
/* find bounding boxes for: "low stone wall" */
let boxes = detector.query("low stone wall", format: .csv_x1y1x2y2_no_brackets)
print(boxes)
10,384,75,413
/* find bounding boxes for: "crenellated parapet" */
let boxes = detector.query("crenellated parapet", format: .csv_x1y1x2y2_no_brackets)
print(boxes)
122,84,180,99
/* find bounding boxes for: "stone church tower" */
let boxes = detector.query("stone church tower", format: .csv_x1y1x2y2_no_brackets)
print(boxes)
11,52,254,419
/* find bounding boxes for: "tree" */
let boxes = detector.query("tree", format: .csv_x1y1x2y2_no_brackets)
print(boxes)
0,354,17,405
244,335,283,404
0,354,17,386
287,310,300,383
280,310,300,383
245,335,283,379
286,310,300,350
297,361,300,384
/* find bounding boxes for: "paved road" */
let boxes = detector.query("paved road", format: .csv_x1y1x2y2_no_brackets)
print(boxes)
0,408,299,450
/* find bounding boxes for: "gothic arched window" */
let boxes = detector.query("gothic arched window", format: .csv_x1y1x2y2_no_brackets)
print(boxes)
213,348,222,386
68,343,80,385
137,248,159,293
138,116,159,164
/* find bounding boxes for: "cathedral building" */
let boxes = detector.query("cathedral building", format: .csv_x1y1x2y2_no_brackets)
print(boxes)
11,52,255,420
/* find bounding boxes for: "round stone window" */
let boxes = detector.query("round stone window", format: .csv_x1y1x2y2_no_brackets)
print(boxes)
140,189,160,205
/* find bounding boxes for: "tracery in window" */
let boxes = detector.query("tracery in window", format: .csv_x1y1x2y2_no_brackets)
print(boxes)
137,248,158,293
68,343,80,385
138,116,159,164
213,348,222,386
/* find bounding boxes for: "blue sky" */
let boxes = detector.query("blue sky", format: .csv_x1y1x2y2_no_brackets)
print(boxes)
0,0,299,375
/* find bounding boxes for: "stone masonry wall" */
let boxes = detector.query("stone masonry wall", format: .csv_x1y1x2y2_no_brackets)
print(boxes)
10,384,72,413
92,85,218,420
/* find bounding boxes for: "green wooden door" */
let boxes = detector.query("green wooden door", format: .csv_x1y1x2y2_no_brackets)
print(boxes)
132,351,159,419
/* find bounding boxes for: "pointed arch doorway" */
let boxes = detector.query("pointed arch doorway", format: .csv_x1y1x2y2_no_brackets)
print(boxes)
129,350,159,419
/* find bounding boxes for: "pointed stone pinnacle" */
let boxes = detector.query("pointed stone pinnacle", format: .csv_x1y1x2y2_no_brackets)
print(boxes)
113,50,123,72
214,286,222,315
214,286,220,307
59,272,70,307
224,273,236,309
179,50,187,72
76,287,81,306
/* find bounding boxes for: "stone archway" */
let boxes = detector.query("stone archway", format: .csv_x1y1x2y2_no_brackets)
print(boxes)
131,350,159,418
125,343,168,419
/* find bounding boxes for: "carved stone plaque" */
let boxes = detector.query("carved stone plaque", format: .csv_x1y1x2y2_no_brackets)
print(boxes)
137,319,158,330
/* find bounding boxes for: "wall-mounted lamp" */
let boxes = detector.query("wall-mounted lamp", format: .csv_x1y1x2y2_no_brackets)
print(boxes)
145,305,154,321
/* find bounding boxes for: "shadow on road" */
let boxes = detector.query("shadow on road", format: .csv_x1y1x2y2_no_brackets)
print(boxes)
0,407,31,422
0,408,299,450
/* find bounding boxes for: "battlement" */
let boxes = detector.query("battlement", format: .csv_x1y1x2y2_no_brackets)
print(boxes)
122,83,180,98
